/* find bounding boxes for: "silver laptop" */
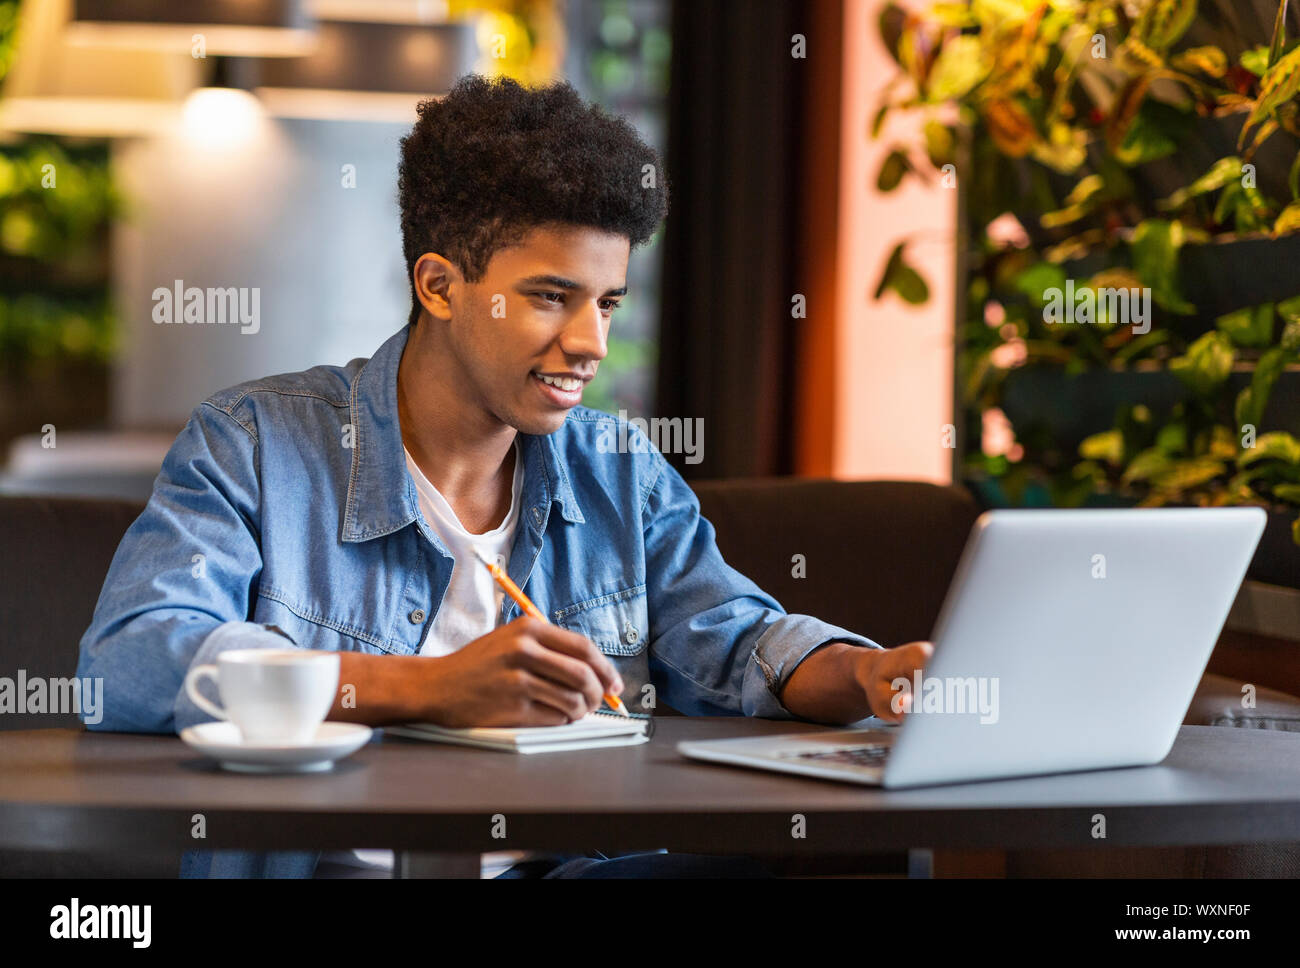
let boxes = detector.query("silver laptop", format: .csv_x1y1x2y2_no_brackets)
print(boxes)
678,508,1266,788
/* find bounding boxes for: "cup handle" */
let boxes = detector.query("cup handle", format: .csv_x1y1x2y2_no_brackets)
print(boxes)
184,664,228,722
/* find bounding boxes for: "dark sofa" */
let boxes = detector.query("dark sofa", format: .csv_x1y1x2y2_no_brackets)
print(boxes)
3,481,1299,877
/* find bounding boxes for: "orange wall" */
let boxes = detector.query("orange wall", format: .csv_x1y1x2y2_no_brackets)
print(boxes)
797,0,955,484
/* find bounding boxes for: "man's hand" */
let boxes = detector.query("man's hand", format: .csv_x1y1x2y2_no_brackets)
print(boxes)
779,639,935,725
421,616,624,727
854,641,934,723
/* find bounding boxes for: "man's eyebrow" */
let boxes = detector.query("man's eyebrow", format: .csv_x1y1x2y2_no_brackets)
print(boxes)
518,274,581,290
518,274,627,297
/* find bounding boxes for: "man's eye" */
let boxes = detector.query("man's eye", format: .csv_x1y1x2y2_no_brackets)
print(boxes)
536,291,564,304
600,300,622,313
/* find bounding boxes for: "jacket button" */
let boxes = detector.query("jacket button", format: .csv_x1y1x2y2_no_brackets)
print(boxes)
409,608,426,624
624,621,638,644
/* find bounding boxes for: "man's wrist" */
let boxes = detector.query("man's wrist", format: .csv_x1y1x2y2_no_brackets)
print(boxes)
779,640,877,725
330,652,444,726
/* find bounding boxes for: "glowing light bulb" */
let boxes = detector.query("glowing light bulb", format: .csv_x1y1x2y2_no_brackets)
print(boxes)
181,88,264,151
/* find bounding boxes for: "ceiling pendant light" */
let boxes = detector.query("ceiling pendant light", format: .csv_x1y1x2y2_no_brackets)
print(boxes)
248,7,477,123
66,0,317,58
0,0,201,136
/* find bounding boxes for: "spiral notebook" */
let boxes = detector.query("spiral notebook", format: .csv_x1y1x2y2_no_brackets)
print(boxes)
386,709,654,754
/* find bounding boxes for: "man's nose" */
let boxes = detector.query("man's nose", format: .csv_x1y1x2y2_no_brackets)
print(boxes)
560,301,609,361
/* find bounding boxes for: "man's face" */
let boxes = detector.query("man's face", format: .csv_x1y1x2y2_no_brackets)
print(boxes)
446,223,629,436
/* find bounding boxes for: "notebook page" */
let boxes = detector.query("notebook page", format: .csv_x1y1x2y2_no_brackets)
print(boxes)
396,710,648,745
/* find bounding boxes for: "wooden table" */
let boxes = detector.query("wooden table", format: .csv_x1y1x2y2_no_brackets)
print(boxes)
4,718,1300,876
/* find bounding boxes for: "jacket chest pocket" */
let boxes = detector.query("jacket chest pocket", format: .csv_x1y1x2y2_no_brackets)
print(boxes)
553,585,648,656
554,585,652,713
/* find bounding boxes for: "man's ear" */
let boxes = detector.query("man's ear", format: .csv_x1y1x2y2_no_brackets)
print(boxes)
412,253,458,322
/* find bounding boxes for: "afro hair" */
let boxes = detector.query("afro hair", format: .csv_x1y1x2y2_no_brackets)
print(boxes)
397,74,670,324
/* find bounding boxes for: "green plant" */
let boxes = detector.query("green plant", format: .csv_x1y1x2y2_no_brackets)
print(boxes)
874,0,1300,542
0,0,119,372
0,139,119,370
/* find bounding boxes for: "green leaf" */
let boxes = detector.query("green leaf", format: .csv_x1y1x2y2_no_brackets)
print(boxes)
1042,174,1105,227
1214,180,1242,225
1012,262,1068,307
1080,430,1124,464
1216,303,1275,348
1241,46,1271,77
1157,155,1245,210
971,0,1038,27
871,103,889,139
1122,447,1175,483
1229,466,1271,491
1171,45,1227,77
926,35,988,101
874,241,930,304
1112,328,1172,365
1156,421,1188,455
1276,201,1300,235
1239,431,1300,466
1243,45,1300,146
1236,346,1290,431
1218,175,1272,233
878,3,907,67
1282,316,1300,351
928,3,977,28
1115,100,1191,166
1279,295,1300,325
1151,458,1227,492
1170,331,1235,395
1269,0,1290,68
1031,121,1088,174
1210,424,1239,460
1064,173,1106,207
1131,218,1195,314
877,149,912,192
1138,0,1199,51
924,120,955,168
1273,483,1300,503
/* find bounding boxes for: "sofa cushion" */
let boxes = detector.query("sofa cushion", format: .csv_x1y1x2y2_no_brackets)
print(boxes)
0,496,146,730
690,478,981,647
1187,672,1300,730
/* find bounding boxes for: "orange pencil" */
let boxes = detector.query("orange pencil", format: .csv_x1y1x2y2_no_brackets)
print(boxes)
470,546,630,717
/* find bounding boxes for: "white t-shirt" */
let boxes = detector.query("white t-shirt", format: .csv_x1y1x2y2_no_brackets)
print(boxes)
408,441,523,656
338,441,527,877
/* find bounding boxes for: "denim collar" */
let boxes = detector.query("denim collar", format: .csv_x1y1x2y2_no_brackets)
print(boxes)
340,324,584,543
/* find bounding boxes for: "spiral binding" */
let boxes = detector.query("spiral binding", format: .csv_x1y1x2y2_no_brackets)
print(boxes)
592,708,655,740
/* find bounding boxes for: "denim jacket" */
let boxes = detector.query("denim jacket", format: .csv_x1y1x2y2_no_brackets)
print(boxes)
77,323,881,877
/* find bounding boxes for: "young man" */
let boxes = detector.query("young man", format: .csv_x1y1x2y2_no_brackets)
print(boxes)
78,75,932,878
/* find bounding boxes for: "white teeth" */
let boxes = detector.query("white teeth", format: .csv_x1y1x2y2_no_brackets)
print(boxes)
537,374,582,392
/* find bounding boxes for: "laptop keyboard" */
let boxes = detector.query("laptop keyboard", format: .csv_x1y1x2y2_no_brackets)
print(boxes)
780,744,892,769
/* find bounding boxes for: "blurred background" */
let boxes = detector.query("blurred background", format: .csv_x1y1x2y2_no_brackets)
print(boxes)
2,0,1299,589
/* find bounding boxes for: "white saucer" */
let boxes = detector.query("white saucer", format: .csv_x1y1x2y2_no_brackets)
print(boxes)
180,721,373,773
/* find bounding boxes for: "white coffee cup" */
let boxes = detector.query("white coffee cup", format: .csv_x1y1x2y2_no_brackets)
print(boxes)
184,649,340,744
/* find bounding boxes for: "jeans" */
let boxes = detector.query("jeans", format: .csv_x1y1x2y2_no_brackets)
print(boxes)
181,849,320,878
182,848,774,878
498,851,775,878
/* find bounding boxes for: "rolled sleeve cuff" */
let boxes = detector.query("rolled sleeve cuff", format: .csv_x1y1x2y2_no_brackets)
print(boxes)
742,614,883,719
173,621,303,733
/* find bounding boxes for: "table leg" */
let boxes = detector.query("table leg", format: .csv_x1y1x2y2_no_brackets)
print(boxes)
394,852,481,878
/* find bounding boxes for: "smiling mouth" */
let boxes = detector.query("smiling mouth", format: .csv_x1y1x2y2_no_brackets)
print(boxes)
533,373,586,392
530,371,590,407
